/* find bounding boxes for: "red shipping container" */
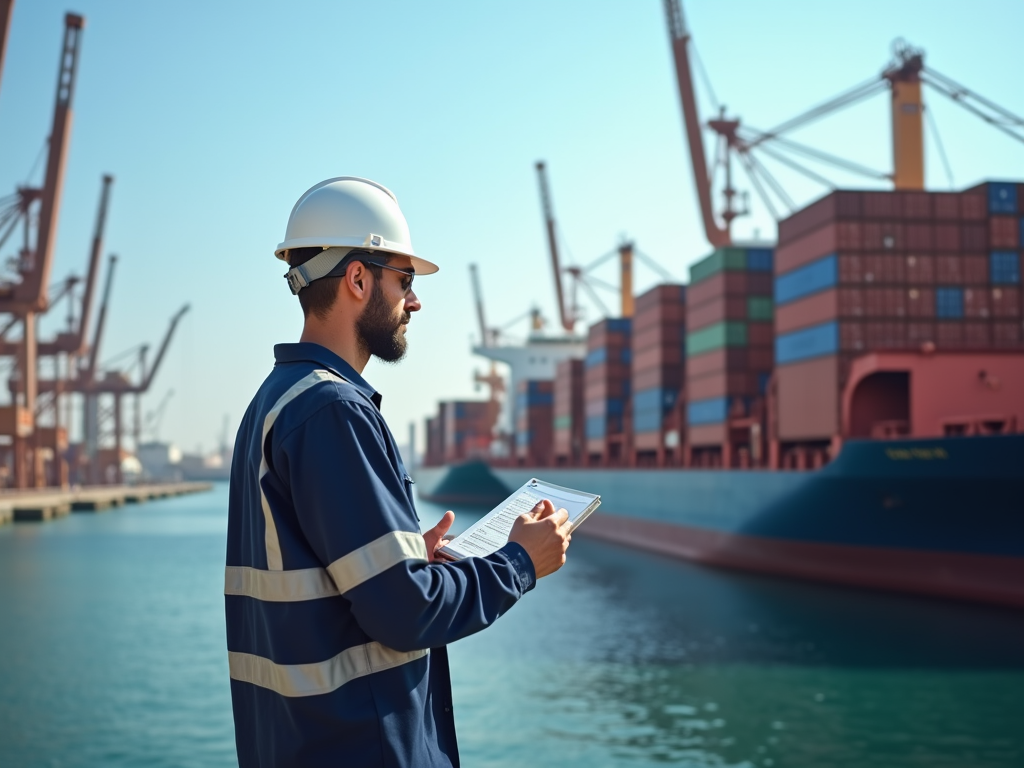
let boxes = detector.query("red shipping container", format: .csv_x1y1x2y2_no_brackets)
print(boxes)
990,216,1020,248
748,347,774,370
836,191,864,218
992,287,1022,318
961,223,988,250
776,289,838,333
907,322,935,345
885,287,908,317
993,321,1023,346
687,272,749,307
687,296,748,331
901,192,933,219
838,287,864,317
904,255,934,284
963,287,991,319
840,321,865,351
778,195,837,245
837,222,863,250
864,192,901,218
907,287,936,318
964,322,990,349
838,254,864,283
865,288,886,317
962,255,988,284
863,222,905,251
775,224,838,273
933,193,960,220
862,253,906,283
747,322,774,347
935,255,963,283
933,224,962,252
906,223,933,250
960,194,987,220
936,322,964,348
866,321,906,349
748,273,774,294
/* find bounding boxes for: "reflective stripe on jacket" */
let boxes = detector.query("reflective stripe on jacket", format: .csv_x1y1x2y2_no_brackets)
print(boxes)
226,342,536,768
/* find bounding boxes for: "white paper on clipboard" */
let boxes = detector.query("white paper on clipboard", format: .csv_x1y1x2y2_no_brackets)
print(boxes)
438,478,601,560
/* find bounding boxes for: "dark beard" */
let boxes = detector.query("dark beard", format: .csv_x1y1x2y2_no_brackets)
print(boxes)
356,280,410,363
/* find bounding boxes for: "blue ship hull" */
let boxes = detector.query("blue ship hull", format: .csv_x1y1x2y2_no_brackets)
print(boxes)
415,435,1024,607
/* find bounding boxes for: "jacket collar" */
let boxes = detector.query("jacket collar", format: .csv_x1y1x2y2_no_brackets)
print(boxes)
274,342,381,408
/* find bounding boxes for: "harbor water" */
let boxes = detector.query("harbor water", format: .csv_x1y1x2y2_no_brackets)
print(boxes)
1,484,1022,767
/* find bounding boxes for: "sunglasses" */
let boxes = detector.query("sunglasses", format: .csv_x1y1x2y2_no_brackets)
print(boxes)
349,257,415,294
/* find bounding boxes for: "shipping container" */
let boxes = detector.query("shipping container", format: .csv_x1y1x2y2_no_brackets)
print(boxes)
934,223,962,251
687,322,747,355
776,321,838,365
991,287,1021,318
776,289,839,333
989,216,1019,248
990,251,1021,284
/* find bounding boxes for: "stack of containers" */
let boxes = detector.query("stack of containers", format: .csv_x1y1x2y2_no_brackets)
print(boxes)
685,246,775,465
584,318,632,465
631,284,687,465
553,359,584,465
515,380,554,466
442,400,494,463
772,182,1024,444
424,414,444,467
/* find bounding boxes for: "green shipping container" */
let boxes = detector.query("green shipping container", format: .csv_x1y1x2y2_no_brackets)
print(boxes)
553,415,572,430
689,247,748,284
686,321,748,356
747,296,774,321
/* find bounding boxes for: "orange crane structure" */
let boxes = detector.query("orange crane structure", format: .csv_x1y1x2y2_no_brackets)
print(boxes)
0,1,13,97
0,12,85,487
663,0,1024,245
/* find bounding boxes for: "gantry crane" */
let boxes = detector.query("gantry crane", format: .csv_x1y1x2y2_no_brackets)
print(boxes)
662,0,1024,246
0,12,85,487
0,1,13,101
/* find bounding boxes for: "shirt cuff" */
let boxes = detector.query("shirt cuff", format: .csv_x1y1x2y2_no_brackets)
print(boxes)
497,541,536,594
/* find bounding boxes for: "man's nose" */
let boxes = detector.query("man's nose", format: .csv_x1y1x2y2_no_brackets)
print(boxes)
404,289,422,313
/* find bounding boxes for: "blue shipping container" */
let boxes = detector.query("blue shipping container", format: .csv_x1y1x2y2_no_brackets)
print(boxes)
606,318,632,334
585,415,605,439
746,248,774,272
688,397,728,426
585,348,606,368
991,251,1021,284
775,253,837,306
634,387,678,414
634,409,662,433
776,321,838,365
988,182,1018,214
516,431,530,447
936,287,964,319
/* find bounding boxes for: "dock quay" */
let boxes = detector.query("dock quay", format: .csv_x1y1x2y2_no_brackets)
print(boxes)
0,483,212,523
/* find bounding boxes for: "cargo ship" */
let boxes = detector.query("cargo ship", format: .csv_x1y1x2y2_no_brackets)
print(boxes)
416,5,1024,608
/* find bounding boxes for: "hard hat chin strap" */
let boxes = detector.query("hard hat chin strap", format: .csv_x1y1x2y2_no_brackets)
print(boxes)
284,247,351,295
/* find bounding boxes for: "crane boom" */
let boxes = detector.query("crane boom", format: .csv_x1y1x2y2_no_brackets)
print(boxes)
139,304,189,392
663,0,730,248
0,0,13,104
18,13,85,309
86,253,116,381
74,175,113,355
535,161,573,332
468,263,490,347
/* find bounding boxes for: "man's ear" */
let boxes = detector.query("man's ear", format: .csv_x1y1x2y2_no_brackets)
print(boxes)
344,261,367,299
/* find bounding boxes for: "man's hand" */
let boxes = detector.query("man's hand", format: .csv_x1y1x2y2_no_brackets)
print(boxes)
508,499,572,579
424,511,455,562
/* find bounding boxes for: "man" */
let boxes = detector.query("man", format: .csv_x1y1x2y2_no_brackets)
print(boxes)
225,176,572,768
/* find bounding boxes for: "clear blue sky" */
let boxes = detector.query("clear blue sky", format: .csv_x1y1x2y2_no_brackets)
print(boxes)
1,0,1022,455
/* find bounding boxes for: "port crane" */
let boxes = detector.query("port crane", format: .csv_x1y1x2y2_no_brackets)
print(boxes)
663,0,1024,246
535,161,673,327
0,1,13,101
0,12,84,487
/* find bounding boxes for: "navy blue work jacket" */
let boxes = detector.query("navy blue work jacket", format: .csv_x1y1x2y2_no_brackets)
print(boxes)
225,342,536,768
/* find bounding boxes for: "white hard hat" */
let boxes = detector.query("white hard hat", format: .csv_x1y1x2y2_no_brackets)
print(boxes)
276,177,438,291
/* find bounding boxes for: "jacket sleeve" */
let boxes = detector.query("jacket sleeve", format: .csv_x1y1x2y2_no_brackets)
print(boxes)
274,397,536,652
